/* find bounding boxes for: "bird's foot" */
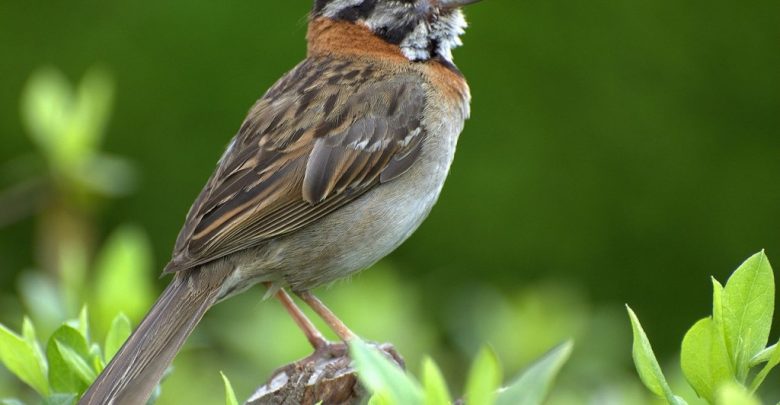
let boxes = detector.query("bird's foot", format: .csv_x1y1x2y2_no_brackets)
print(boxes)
305,339,405,369
312,339,348,358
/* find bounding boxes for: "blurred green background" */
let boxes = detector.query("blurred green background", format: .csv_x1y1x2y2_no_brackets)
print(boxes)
1,0,778,403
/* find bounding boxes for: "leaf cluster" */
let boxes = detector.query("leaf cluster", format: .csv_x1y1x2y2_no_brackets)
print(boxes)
20,67,134,198
0,309,132,405
347,339,573,405
628,251,778,404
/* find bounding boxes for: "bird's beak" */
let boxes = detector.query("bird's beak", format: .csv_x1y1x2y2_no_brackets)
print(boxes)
437,0,482,10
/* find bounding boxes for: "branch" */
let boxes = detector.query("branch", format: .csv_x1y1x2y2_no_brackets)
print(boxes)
245,343,403,405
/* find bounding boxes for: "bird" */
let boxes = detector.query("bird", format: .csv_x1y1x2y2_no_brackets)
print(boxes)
80,0,479,403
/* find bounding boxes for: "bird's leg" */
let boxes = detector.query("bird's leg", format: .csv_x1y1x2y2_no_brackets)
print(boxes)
296,290,406,368
267,285,328,350
296,291,356,342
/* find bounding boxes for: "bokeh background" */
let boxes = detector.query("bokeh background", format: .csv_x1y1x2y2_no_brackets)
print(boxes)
1,0,779,403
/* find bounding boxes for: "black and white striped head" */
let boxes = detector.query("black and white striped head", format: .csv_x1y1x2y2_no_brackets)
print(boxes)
312,0,480,62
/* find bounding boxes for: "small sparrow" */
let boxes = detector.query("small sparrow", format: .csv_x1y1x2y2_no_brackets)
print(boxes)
81,0,479,403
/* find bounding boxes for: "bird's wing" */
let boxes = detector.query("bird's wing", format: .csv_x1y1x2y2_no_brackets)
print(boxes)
164,57,427,273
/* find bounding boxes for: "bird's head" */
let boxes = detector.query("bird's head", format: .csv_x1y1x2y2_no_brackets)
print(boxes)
311,0,480,62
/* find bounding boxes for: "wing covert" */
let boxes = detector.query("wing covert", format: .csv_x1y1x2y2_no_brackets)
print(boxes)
164,58,427,273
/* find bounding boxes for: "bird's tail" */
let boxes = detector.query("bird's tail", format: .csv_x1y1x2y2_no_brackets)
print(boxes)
79,266,231,405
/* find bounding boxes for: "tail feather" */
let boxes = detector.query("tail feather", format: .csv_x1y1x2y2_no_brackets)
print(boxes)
80,266,231,405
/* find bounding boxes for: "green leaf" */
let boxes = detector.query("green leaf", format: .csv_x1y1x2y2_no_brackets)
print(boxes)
21,67,114,171
64,306,90,341
78,307,89,339
21,317,49,392
1,399,27,405
46,325,92,393
21,317,36,343
104,313,132,362
626,305,683,404
367,395,392,405
749,343,776,367
220,371,239,405
21,68,72,157
92,225,154,334
750,336,780,392
712,278,725,334
716,382,761,405
0,320,50,396
681,317,734,402
42,393,77,405
496,341,573,405
350,339,422,405
68,67,114,154
421,357,452,405
88,343,104,375
55,341,96,384
465,347,501,405
722,251,774,380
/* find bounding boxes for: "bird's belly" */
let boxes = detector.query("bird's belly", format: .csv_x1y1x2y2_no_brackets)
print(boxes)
235,123,461,291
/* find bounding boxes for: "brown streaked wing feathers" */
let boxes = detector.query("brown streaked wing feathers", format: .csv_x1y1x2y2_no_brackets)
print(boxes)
164,57,427,273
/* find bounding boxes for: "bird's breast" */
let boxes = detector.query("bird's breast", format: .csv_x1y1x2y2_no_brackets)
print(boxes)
228,68,470,292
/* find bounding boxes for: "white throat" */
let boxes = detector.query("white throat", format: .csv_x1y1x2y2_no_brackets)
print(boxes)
318,1,469,63
375,10,468,62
